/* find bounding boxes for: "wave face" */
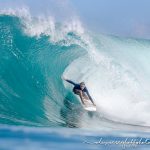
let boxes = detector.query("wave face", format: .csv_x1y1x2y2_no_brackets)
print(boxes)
1,9,150,129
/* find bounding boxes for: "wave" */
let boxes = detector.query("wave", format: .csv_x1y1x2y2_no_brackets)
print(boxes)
0,8,150,130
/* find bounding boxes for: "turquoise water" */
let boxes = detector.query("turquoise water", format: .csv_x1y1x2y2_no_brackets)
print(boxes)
1,10,150,149
0,15,84,127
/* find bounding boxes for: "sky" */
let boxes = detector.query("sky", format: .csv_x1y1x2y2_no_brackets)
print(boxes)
0,0,150,39
70,0,150,39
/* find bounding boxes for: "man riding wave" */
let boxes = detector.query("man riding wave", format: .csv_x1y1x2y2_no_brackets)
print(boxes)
62,77,96,106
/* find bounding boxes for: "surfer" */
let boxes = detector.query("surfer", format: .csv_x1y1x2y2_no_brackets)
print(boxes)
62,77,96,106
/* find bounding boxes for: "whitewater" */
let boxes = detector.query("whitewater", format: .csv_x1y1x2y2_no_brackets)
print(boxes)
0,6,150,150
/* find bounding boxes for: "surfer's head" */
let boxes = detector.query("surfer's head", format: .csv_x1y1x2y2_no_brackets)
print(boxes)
80,82,85,90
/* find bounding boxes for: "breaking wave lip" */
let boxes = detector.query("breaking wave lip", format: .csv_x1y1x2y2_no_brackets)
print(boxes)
0,6,100,60
0,7,84,42
0,7,150,131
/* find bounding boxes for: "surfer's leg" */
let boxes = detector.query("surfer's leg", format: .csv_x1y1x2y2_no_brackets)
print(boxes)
78,91,85,104
82,92,89,99
73,89,85,104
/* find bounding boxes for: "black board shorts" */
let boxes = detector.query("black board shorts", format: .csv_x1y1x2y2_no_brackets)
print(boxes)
73,89,80,95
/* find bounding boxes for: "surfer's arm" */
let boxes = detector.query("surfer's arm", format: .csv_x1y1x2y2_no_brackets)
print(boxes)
62,76,76,85
85,88,95,105
65,79,76,86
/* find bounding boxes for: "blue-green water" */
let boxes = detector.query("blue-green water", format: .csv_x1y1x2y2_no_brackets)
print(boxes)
1,126,150,150
1,10,150,150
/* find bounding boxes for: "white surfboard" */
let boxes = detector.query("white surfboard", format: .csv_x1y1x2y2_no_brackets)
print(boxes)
81,96,96,111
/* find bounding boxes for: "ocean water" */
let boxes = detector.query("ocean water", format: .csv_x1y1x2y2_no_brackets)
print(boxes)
0,8,150,150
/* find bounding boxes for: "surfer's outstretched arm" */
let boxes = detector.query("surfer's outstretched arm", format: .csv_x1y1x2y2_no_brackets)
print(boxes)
62,77,76,86
65,79,76,86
